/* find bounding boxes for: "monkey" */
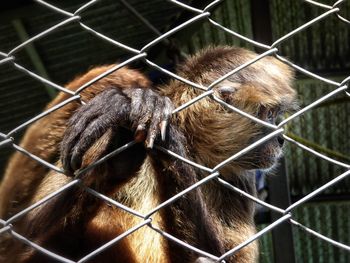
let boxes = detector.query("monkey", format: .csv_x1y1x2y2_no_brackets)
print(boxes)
2,62,223,262
0,46,297,263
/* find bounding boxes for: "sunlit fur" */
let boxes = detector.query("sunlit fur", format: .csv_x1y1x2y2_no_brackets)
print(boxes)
0,46,297,263
161,46,296,177
159,46,296,262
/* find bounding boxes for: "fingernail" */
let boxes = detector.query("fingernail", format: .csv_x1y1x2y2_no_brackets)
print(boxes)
160,120,168,141
147,135,155,149
136,124,145,132
134,124,147,142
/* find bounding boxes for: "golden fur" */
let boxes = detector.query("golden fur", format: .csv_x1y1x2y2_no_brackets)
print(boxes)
0,46,296,263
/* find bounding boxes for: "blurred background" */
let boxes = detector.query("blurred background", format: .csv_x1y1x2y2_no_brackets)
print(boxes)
0,0,349,262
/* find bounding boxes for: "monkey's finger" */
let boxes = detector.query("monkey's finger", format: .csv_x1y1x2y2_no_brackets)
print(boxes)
129,93,155,133
127,88,144,123
63,89,130,172
130,92,156,145
145,120,159,148
145,97,165,148
123,87,173,146
61,89,122,173
145,118,159,148
145,95,173,147
70,98,131,171
70,116,114,171
62,124,90,174
138,89,157,123
61,110,98,173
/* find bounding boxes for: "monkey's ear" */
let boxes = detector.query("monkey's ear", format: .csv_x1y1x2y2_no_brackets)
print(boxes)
217,85,237,95
215,82,241,102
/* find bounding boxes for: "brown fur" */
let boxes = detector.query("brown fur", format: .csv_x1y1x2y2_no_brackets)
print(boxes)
0,46,296,262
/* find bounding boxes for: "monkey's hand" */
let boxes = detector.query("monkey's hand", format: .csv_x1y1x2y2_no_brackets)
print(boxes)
61,87,173,175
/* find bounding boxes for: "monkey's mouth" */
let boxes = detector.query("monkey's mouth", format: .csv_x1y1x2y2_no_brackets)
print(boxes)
254,154,280,169
256,143,283,168
237,142,283,170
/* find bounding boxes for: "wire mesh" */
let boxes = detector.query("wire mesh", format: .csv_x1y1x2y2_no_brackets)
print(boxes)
0,0,349,262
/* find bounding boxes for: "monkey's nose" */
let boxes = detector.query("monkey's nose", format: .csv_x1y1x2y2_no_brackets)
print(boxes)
277,135,284,147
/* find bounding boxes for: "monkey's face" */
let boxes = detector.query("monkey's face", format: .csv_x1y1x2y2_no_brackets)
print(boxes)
164,46,298,176
169,81,297,178
212,83,297,174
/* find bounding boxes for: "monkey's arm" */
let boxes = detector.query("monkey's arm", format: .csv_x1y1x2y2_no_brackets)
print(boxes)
0,65,151,218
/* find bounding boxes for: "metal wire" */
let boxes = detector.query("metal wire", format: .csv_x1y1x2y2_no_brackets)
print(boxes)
0,0,349,262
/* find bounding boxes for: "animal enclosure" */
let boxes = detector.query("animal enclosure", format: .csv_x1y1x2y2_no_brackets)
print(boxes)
0,0,349,262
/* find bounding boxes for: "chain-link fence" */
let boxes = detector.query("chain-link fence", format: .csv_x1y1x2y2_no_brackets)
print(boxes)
0,0,349,262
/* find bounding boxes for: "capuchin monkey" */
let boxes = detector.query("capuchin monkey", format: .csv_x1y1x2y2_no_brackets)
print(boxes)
0,46,297,263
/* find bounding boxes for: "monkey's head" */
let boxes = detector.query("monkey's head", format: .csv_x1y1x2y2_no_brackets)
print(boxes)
161,46,298,178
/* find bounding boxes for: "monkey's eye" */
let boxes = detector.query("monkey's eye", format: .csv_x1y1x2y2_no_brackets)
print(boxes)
258,106,277,123
267,109,274,122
